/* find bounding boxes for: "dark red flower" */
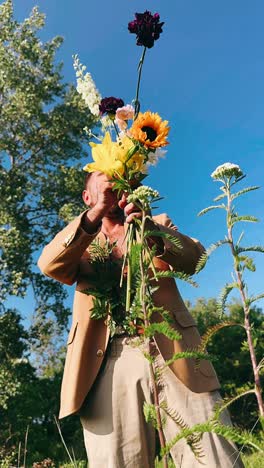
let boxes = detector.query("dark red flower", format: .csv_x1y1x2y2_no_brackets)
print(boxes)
99,97,125,115
128,11,164,49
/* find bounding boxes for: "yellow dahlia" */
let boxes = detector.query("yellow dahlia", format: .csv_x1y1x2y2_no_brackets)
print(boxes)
129,111,170,149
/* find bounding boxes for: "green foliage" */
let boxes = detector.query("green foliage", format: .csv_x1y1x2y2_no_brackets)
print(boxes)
0,0,94,313
0,1,94,463
198,204,226,216
230,215,259,228
242,451,264,468
217,282,239,314
189,298,264,431
195,239,229,273
231,186,260,201
199,166,264,425
143,402,158,429
144,321,182,341
162,419,263,457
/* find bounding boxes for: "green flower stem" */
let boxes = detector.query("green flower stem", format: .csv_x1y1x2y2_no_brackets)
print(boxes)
125,223,134,312
139,210,169,468
113,120,120,138
134,46,147,120
226,180,264,417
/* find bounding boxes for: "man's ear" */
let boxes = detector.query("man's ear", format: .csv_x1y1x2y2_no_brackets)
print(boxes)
82,189,91,207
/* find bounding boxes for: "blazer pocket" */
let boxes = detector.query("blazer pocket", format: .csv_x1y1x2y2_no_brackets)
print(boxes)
67,322,78,345
197,358,218,378
173,308,197,328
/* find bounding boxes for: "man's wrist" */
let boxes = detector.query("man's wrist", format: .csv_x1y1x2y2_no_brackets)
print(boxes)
81,206,104,234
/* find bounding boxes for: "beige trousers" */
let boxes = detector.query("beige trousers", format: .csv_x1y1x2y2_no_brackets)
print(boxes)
80,337,244,468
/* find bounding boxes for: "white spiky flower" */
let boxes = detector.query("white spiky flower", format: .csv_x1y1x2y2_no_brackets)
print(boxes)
73,54,101,117
211,163,243,180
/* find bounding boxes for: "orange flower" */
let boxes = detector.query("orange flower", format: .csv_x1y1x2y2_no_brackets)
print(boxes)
129,111,170,149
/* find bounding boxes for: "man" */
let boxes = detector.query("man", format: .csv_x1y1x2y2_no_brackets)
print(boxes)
38,172,244,467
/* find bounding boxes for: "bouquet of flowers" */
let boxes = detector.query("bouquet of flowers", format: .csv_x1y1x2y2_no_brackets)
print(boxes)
73,10,170,312
73,10,169,190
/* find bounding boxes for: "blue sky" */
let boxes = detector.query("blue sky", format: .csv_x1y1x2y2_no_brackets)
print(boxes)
12,0,264,311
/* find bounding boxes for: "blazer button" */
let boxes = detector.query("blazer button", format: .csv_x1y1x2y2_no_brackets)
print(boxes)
96,349,104,357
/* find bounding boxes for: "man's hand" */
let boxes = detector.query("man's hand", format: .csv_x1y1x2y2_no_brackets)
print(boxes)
118,193,143,224
82,172,118,233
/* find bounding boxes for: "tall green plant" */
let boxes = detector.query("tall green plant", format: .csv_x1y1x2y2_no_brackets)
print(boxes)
85,185,263,466
197,162,264,422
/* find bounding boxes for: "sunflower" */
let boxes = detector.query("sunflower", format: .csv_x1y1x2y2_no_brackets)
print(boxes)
129,111,170,149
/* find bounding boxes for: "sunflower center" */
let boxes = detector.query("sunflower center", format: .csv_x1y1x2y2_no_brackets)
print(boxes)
141,126,157,142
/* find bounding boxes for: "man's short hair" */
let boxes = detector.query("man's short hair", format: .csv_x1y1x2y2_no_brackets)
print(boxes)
84,172,92,190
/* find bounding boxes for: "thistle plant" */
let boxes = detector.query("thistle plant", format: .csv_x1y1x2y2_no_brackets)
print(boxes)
198,162,264,421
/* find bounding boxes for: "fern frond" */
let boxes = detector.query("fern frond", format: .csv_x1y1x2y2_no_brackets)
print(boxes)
160,402,205,462
195,252,208,273
144,230,182,251
207,239,230,255
154,270,198,287
217,282,239,315
160,401,189,431
231,186,260,201
198,204,226,217
144,322,182,341
143,402,158,429
213,387,255,420
163,351,214,369
199,321,242,353
195,239,229,273
162,420,263,456
89,239,115,262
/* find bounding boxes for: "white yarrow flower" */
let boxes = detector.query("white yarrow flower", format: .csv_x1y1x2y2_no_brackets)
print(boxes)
128,185,160,205
73,54,101,118
211,163,243,180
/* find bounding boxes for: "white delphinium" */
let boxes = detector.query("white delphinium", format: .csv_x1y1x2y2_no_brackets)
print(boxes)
101,115,114,131
211,163,243,180
73,54,101,118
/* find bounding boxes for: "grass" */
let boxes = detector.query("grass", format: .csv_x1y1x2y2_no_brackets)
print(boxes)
58,451,263,467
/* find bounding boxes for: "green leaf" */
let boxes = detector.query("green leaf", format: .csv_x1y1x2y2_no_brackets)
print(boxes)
154,270,198,287
198,204,226,217
248,293,264,306
199,321,242,353
230,215,259,227
144,230,182,250
213,193,227,202
195,240,229,273
217,283,239,315
144,322,182,341
231,186,260,201
164,350,215,368
236,245,264,255
143,402,158,428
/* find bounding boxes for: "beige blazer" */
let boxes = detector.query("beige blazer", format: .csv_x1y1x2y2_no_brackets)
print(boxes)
38,211,220,419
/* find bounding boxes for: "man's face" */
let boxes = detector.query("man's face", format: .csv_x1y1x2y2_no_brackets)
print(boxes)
82,172,123,219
